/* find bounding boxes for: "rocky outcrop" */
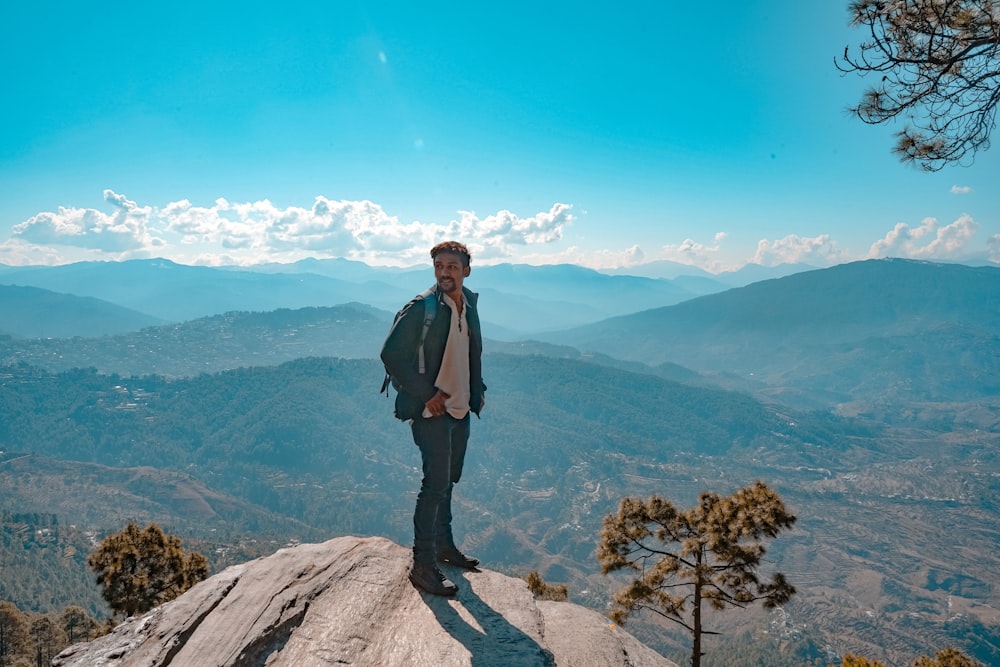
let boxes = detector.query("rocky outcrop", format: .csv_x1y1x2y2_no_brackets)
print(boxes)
54,535,677,666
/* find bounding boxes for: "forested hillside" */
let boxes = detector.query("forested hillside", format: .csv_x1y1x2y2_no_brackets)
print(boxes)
0,285,164,338
0,304,392,377
2,356,847,535
0,512,101,614
1,354,997,665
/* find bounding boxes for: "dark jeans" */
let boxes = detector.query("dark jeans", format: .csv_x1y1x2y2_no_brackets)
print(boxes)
410,413,470,564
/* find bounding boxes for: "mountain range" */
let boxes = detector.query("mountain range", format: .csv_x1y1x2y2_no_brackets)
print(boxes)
542,259,1000,417
3,257,997,417
1,256,998,666
0,257,806,338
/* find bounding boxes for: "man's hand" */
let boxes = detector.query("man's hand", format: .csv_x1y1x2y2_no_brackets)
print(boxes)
425,389,451,417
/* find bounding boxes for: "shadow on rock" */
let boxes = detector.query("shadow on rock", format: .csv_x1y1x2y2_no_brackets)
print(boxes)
419,569,556,667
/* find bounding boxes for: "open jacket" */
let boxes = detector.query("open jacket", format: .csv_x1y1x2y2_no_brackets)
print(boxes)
380,285,485,421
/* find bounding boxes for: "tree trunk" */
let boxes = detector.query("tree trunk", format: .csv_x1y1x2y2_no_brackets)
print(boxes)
692,551,703,667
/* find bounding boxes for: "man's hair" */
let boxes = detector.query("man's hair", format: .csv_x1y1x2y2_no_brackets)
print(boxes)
430,241,471,266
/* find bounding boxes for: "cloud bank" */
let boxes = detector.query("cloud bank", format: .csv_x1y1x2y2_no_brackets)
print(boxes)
11,191,159,252
1,192,992,272
866,215,979,260
3,191,573,266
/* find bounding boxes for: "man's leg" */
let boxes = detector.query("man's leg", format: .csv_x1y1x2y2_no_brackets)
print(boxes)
433,415,479,569
411,416,452,566
431,415,468,548
408,415,458,595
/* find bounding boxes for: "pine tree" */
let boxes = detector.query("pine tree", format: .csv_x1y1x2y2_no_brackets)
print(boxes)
913,646,983,667
28,614,64,667
524,571,569,601
60,606,98,644
0,601,28,667
837,654,886,667
838,0,1000,170
832,647,982,667
87,523,209,618
597,481,796,667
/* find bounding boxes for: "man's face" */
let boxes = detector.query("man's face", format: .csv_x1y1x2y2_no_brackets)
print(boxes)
434,251,471,298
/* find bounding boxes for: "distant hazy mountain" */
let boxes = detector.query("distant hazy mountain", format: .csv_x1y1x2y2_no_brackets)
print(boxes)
0,284,165,339
601,259,816,286
245,261,714,333
601,259,718,280
0,258,383,324
474,262,702,312
236,256,404,282
541,258,1000,411
0,257,718,336
714,261,819,286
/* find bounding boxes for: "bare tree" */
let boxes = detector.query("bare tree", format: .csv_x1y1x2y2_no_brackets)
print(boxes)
838,0,1000,170
597,481,796,667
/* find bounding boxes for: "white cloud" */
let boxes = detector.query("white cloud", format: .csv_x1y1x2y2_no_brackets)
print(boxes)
6,191,573,266
450,204,573,258
866,214,979,260
624,244,645,264
950,185,973,194
657,234,729,272
514,233,733,273
0,238,67,265
11,189,157,253
752,234,846,267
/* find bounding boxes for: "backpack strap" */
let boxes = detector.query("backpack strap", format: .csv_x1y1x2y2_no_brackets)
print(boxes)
416,287,437,375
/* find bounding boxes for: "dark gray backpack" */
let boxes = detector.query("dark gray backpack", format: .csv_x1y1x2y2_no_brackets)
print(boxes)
380,287,438,396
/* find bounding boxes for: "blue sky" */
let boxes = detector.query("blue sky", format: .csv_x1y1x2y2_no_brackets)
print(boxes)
1,1,997,272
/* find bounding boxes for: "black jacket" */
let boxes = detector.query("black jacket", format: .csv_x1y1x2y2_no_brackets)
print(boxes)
380,285,485,421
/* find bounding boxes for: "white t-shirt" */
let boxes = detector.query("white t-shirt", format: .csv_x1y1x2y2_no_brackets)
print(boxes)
422,293,471,419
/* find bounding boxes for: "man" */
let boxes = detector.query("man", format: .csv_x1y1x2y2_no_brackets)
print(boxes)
380,241,486,596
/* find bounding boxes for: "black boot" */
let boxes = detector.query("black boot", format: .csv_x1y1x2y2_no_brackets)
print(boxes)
436,546,480,569
409,562,458,596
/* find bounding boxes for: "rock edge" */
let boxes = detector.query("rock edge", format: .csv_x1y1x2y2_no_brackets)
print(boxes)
54,535,677,667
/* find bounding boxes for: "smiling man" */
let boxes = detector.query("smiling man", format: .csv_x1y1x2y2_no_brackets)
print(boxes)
380,241,487,596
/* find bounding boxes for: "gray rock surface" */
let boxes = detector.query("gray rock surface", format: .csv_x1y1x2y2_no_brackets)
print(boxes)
54,535,677,666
